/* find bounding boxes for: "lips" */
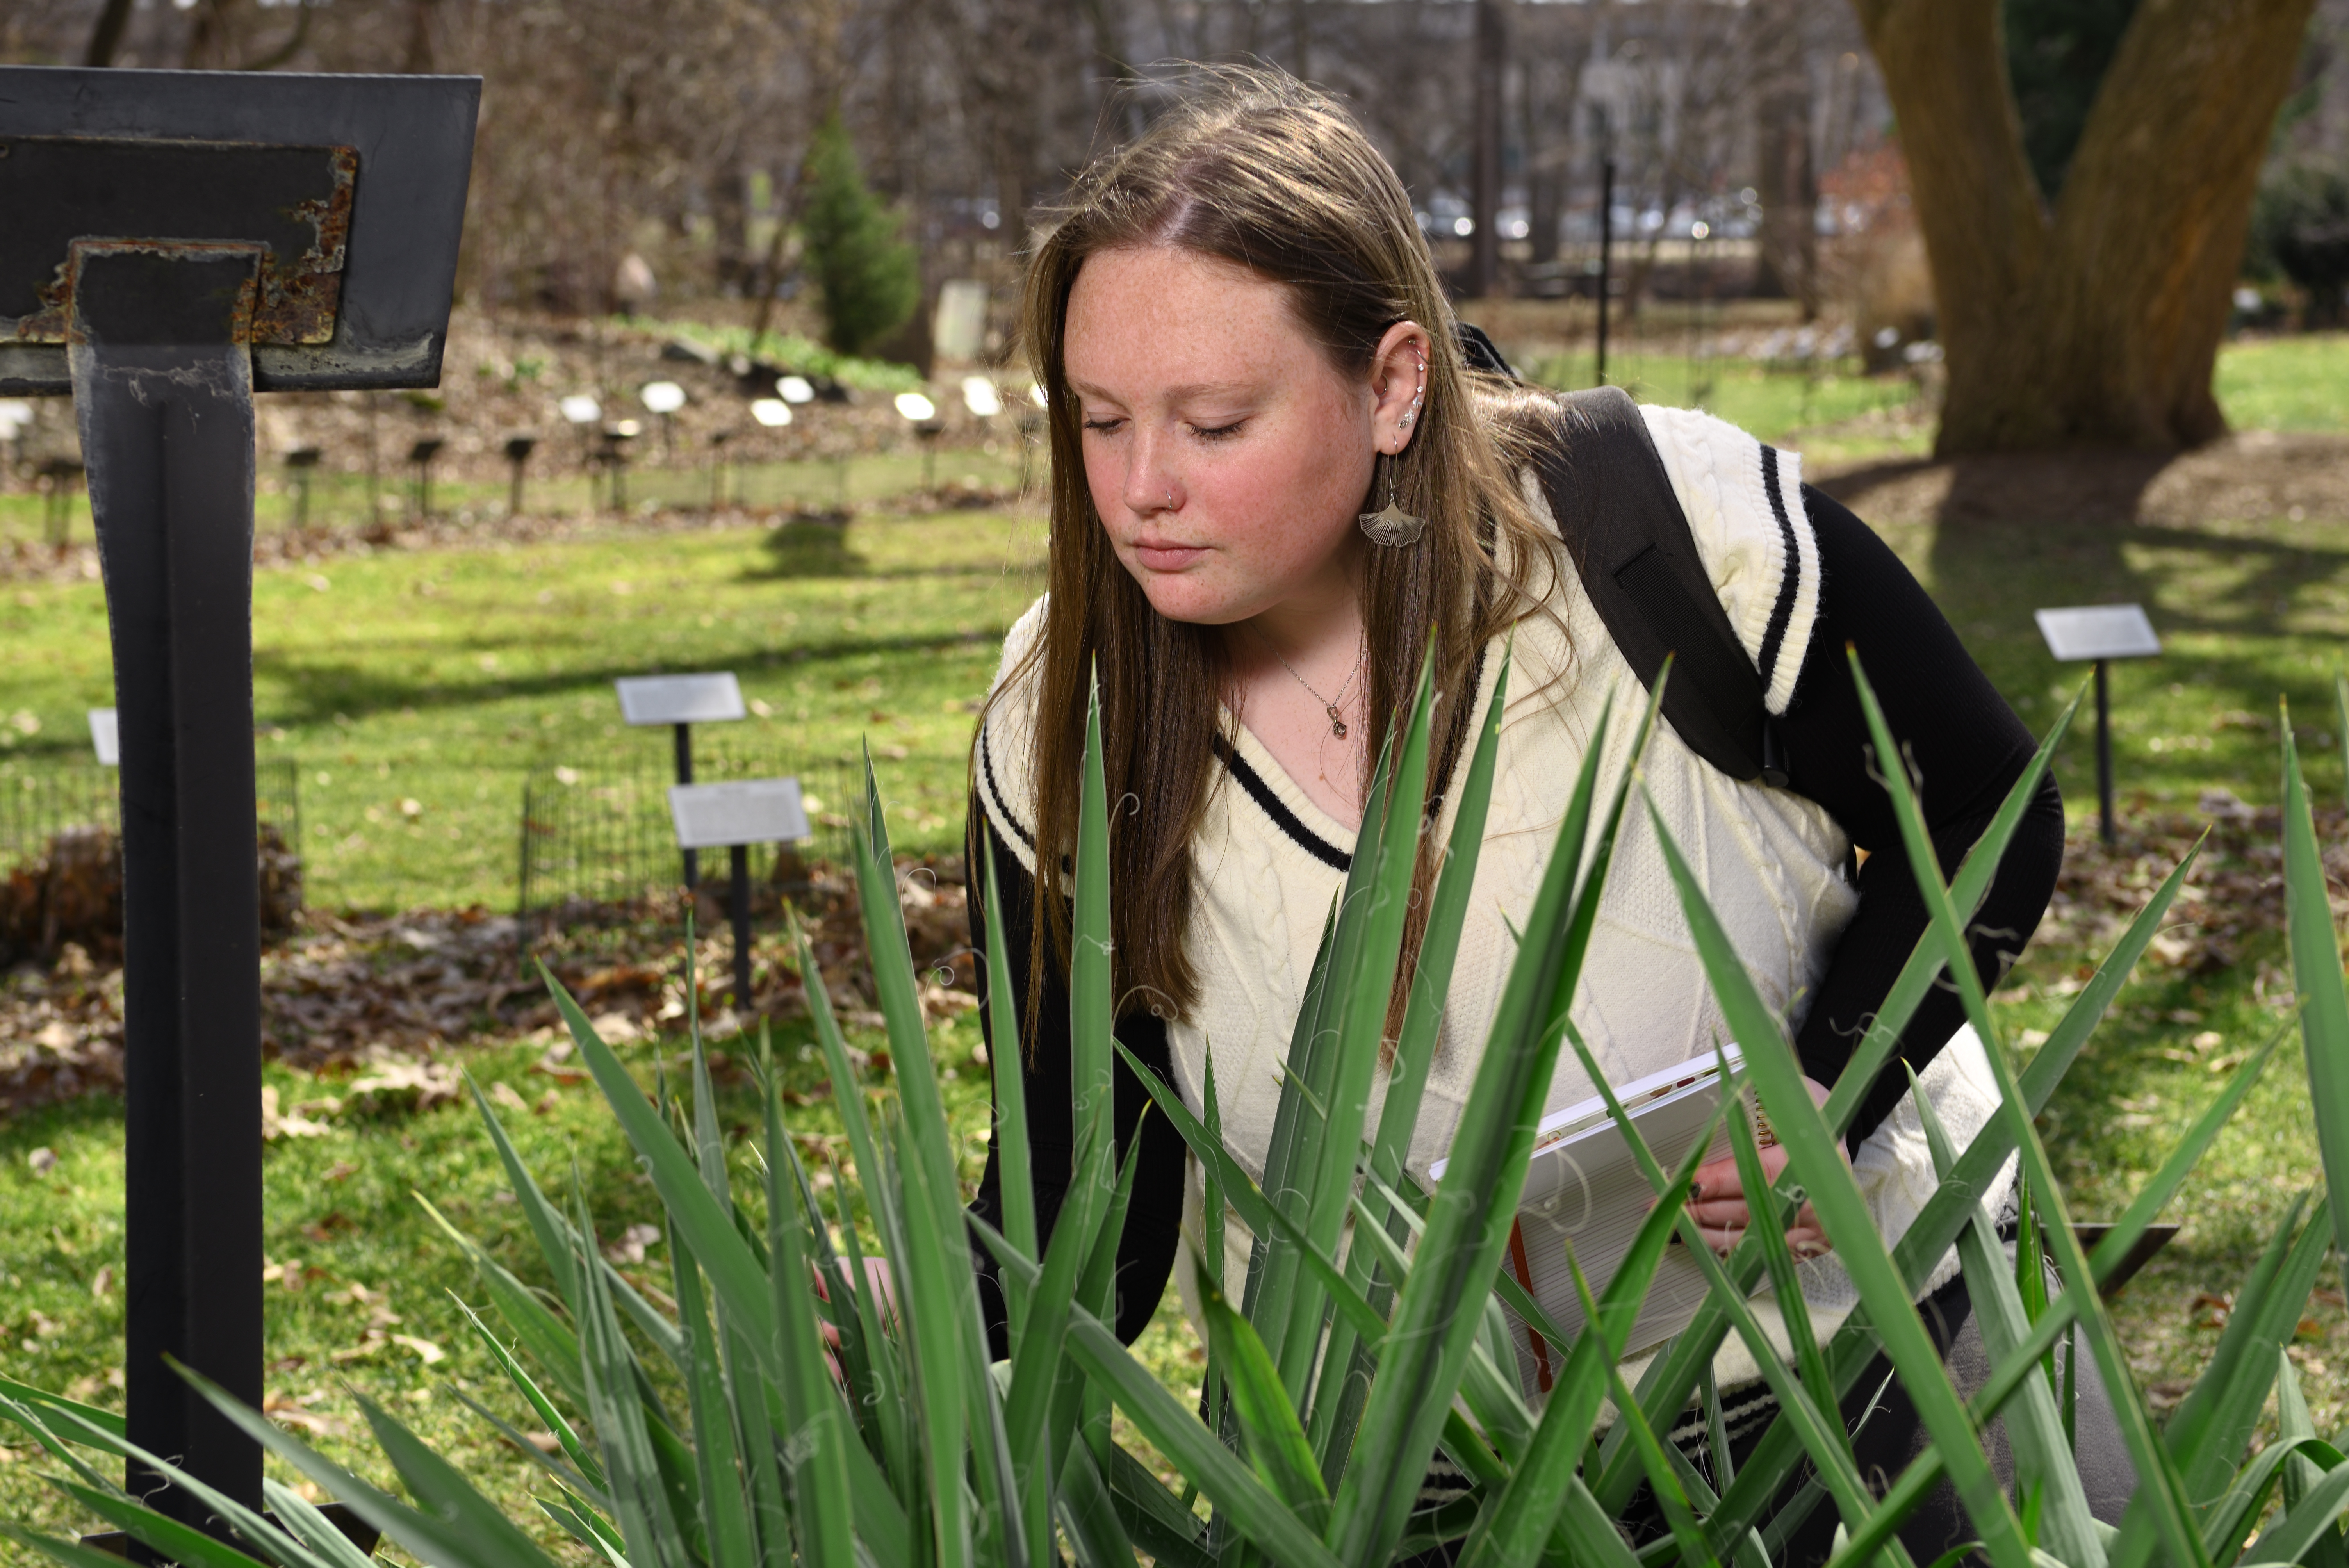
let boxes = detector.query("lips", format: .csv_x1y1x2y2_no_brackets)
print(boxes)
1131,538,1208,571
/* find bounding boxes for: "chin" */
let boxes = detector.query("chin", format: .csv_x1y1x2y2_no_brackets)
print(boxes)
1136,578,1248,628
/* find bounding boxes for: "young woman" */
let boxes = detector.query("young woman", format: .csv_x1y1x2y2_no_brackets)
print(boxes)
963,68,2122,1564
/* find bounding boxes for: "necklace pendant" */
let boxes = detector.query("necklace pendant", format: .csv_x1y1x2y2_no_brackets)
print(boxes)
1327,705,1347,739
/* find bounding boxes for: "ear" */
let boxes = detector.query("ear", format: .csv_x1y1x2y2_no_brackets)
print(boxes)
1367,320,1433,456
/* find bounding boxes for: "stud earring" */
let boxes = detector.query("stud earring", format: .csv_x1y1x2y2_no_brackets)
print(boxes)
1357,452,1426,547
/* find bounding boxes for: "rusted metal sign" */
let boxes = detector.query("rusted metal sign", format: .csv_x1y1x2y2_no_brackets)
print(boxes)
0,66,477,395
0,136,355,346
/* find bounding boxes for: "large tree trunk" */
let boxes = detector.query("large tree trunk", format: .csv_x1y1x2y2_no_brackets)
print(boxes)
1853,0,2315,454
1753,0,1821,317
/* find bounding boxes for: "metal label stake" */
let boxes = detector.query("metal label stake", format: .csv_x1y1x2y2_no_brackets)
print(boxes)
617,672,748,891
2035,603,2163,846
668,777,811,1009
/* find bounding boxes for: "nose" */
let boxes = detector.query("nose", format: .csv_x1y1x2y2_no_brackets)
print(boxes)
1119,428,1179,517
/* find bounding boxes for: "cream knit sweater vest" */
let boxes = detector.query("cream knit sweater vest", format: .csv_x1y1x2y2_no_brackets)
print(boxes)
977,405,2016,1336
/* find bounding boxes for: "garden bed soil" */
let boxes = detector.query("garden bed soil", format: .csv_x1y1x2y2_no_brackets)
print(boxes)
0,853,974,1123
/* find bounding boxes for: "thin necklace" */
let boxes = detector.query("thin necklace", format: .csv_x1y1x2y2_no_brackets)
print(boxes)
1265,639,1363,739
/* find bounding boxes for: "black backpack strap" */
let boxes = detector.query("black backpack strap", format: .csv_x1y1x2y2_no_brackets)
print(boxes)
1534,386,1789,787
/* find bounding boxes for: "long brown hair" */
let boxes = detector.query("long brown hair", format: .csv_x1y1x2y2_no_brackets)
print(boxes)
990,66,1568,1033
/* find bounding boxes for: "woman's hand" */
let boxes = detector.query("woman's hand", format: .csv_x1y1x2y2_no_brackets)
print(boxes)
1682,1077,1848,1258
811,1254,897,1372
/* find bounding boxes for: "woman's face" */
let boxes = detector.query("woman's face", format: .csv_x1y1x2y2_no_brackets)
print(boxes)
1062,246,1385,629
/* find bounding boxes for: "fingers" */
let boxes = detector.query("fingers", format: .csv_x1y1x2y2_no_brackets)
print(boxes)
1681,1214,1837,1259
1684,1220,1747,1256
863,1255,898,1312
1687,1155,1739,1203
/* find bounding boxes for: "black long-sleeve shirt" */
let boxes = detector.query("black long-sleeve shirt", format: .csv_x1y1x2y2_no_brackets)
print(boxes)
964,483,2064,1356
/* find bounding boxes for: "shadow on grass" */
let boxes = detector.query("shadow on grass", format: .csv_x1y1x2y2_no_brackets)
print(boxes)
739,511,1040,585
1818,445,2349,810
752,515,866,579
1825,444,2349,622
250,623,1009,731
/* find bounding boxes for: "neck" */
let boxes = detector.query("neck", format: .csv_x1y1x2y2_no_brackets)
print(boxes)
1233,562,1366,674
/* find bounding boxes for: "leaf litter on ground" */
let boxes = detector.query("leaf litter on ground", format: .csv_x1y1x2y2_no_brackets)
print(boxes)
0,852,976,1124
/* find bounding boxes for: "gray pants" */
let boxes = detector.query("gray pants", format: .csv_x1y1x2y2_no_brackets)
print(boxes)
1401,1268,2135,1567
1754,1268,2135,1568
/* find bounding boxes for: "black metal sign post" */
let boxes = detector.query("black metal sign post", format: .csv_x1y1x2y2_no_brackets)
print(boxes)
2035,604,2163,848
79,241,271,1542
668,777,811,1010
1,65,477,1545
617,672,748,893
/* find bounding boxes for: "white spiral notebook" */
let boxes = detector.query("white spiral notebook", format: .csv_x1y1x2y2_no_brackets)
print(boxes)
1428,1044,1756,1394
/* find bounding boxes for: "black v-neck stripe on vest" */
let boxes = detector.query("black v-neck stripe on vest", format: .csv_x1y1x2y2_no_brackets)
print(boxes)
1210,734,1352,873
978,723,1035,849
1757,445,1802,696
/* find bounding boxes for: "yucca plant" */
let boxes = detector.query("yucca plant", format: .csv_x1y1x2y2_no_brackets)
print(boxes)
4,648,2347,1568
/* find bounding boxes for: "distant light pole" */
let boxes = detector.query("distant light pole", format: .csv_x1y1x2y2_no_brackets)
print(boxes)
283,446,321,530
1596,157,1616,388
559,393,602,510
1469,0,1504,298
408,436,445,521
503,434,537,516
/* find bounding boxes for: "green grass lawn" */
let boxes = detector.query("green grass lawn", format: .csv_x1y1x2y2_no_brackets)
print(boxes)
1861,508,2349,818
2212,333,2349,433
1850,501,2349,1433
1526,330,2349,469
1528,347,1934,463
5,347,2349,1550
0,1007,1211,1550
0,499,1048,912
0,444,1031,552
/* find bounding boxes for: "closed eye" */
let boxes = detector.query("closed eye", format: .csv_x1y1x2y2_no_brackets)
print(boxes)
1189,419,1245,440
1081,417,1126,436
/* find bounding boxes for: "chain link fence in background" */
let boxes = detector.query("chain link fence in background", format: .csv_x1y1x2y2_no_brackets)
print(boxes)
516,743,853,931
0,757,303,963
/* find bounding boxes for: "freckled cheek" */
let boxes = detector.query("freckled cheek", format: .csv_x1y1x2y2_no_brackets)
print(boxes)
1080,449,1128,525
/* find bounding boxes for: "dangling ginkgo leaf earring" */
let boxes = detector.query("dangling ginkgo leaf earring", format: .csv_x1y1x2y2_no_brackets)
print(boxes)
1358,451,1426,547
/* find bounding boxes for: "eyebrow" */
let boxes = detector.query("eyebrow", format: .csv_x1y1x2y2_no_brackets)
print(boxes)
1065,378,1261,404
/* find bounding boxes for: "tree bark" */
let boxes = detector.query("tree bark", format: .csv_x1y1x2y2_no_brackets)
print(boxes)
1852,0,2316,453
402,0,438,73
1753,0,1821,316
84,0,136,66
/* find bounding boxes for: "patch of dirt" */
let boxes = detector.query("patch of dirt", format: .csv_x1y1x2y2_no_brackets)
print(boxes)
0,853,975,1124
1815,428,2349,527
2034,798,2349,978
0,825,302,968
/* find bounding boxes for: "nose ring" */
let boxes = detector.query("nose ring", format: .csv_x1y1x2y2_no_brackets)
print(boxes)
1164,487,1175,510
